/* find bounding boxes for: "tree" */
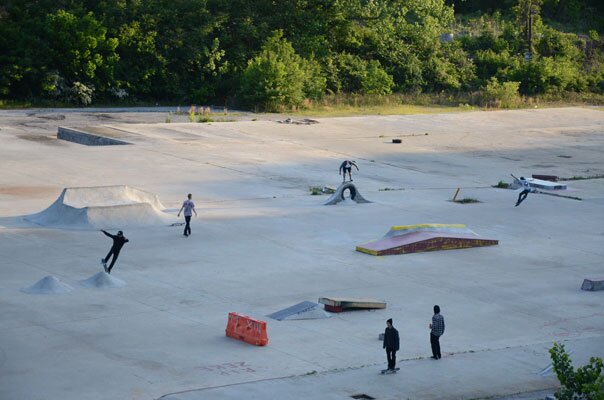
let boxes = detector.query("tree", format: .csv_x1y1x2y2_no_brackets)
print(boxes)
550,342,604,400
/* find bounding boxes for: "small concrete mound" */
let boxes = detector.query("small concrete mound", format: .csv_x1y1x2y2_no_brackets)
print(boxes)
324,182,371,205
27,185,177,229
21,276,73,294
268,301,332,321
80,272,126,289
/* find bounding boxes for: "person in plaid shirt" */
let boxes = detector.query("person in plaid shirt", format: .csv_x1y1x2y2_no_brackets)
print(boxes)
429,305,445,359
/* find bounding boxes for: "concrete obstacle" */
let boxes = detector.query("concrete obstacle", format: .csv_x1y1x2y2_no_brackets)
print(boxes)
21,276,73,294
225,312,268,346
57,127,131,146
80,272,126,289
357,224,498,256
511,177,567,191
318,297,386,313
324,182,371,205
27,185,177,229
581,278,604,291
267,301,332,321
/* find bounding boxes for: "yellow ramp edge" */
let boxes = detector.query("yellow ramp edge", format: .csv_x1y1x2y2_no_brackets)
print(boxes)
390,223,466,231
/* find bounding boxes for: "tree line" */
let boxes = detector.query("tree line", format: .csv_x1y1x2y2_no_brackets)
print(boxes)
0,0,603,110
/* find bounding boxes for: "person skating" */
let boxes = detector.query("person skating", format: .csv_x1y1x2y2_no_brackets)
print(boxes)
429,305,445,359
382,318,400,373
515,176,533,207
339,160,359,183
177,193,197,237
100,230,129,274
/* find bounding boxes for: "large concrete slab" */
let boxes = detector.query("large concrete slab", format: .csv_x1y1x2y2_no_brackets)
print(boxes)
0,107,603,400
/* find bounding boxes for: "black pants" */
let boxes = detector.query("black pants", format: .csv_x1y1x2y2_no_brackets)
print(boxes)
184,215,192,236
103,248,121,273
430,333,441,359
386,348,397,369
343,167,351,181
516,189,530,206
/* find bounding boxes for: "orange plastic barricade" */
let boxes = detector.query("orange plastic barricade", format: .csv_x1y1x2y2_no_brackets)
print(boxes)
225,312,269,346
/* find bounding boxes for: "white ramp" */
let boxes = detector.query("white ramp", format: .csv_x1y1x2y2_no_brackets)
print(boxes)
268,301,332,321
27,186,177,229
80,272,126,289
21,276,73,294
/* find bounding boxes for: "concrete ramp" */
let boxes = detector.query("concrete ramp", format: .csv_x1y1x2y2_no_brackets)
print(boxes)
357,224,498,256
80,272,126,288
324,182,371,205
21,276,73,294
268,301,332,321
27,186,176,229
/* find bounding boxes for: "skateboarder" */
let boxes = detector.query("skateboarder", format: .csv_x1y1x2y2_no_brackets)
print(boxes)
382,318,400,373
339,160,359,183
429,305,445,359
515,177,533,207
177,193,197,236
101,230,129,274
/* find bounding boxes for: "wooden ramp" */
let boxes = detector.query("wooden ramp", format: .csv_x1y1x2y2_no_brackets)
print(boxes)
318,297,386,313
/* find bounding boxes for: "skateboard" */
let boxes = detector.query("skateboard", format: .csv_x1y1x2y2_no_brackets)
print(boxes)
380,368,400,374
101,258,108,273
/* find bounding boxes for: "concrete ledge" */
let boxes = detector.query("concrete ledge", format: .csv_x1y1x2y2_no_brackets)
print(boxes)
57,126,131,146
581,278,604,291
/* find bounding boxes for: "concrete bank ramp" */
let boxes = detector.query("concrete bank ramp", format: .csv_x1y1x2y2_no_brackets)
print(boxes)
27,185,176,229
357,224,498,256
268,301,332,321
324,182,371,205
21,276,73,294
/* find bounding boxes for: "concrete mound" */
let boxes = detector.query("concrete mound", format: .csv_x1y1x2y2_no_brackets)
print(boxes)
21,275,73,294
324,182,371,205
27,185,176,229
357,224,498,256
80,271,126,289
268,301,332,321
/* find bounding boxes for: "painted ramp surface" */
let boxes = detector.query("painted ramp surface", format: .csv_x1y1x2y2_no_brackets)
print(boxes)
27,185,177,229
268,301,332,320
357,224,498,256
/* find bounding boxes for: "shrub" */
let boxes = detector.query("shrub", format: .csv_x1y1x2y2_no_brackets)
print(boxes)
549,342,604,400
239,31,326,111
480,77,521,108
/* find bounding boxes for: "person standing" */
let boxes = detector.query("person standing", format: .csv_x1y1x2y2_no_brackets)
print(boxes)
429,305,445,359
339,160,359,183
177,193,197,237
515,177,533,207
101,230,129,274
383,318,400,372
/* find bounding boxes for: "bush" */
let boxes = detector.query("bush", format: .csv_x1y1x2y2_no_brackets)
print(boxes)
239,31,326,111
479,77,521,108
549,342,604,400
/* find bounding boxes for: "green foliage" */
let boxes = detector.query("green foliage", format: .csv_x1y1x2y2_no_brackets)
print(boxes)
480,77,521,107
549,342,604,400
0,0,603,107
239,31,325,111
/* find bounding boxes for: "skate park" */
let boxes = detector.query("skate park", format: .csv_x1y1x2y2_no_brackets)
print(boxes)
0,107,603,400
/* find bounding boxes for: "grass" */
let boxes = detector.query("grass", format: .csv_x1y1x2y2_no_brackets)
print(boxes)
493,180,510,189
299,103,464,117
454,197,481,204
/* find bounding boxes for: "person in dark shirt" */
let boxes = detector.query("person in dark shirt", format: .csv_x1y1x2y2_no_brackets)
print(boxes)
339,160,359,183
429,305,445,359
383,318,400,371
100,230,129,274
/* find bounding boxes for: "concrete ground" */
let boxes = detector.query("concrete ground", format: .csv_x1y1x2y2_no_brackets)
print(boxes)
0,107,603,400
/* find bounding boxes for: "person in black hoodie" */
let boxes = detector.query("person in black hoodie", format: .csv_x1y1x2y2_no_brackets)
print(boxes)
100,230,129,274
383,318,400,372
